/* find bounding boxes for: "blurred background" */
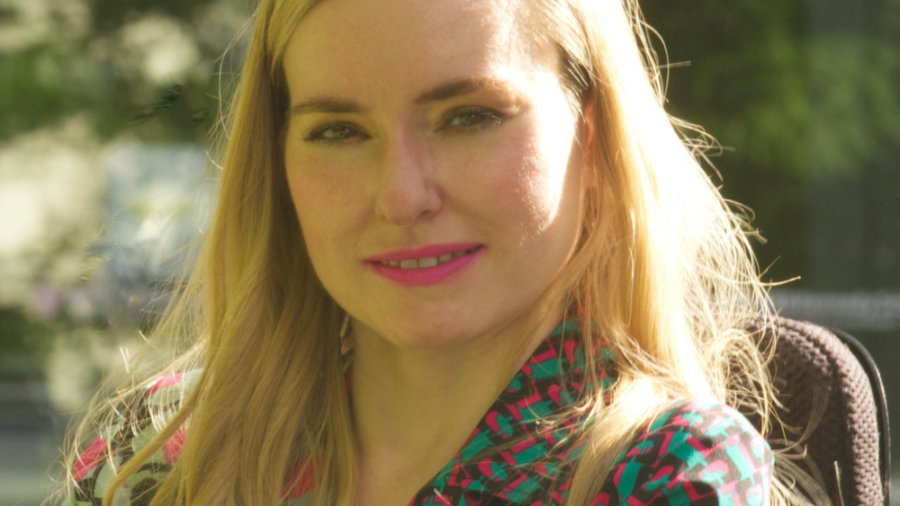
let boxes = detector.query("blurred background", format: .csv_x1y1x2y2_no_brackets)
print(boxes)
0,0,897,504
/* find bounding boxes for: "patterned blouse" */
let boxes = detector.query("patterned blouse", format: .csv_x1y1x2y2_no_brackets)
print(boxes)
69,321,773,505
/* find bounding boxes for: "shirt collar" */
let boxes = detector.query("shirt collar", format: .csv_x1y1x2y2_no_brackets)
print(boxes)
412,319,615,504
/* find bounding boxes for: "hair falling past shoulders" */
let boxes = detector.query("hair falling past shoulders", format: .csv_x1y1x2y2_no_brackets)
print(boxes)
60,0,823,504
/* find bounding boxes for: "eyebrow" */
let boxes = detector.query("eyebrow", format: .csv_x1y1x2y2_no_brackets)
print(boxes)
289,77,519,116
289,97,363,116
414,77,516,104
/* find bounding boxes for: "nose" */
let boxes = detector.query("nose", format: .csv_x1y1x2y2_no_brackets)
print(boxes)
374,131,442,226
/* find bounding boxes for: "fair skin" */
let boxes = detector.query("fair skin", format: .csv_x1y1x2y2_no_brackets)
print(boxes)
283,0,589,503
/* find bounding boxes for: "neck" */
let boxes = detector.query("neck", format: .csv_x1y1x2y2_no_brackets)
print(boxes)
349,309,562,503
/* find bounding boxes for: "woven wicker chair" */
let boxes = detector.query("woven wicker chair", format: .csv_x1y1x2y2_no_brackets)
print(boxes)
757,317,891,505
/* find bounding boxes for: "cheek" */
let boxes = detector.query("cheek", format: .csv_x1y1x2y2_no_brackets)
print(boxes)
284,175,326,268
284,155,357,254
481,127,577,236
284,163,362,295
285,137,367,220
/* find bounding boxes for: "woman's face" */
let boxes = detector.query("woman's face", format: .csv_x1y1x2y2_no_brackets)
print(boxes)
283,0,589,349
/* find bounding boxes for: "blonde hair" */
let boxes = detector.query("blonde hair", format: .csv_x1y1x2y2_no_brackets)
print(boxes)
62,0,817,504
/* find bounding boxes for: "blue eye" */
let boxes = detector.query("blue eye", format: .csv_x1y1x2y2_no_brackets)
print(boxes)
305,123,368,144
441,107,505,132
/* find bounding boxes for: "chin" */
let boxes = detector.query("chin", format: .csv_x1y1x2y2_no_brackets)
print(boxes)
389,324,480,349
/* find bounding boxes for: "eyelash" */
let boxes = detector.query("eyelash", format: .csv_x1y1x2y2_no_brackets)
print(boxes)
302,107,507,145
304,122,367,145
439,107,506,132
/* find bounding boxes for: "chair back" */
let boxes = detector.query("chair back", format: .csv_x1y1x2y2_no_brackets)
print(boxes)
758,317,891,505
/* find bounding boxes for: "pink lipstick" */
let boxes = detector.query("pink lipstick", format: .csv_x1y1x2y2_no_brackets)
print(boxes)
364,243,483,286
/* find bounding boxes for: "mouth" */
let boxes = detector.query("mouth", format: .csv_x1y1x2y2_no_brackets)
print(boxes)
363,243,484,286
375,246,481,270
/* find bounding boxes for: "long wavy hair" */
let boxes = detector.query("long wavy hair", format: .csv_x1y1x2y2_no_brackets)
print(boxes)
63,0,819,504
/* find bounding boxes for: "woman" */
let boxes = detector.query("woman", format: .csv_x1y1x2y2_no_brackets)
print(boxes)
64,0,806,504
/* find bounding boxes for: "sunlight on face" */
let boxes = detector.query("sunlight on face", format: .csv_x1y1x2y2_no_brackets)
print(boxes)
282,0,588,349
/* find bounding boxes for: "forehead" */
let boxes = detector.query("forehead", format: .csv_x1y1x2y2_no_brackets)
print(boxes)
282,0,549,99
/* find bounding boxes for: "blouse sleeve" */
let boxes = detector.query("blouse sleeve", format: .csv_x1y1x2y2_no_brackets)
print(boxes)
64,371,198,505
592,400,773,505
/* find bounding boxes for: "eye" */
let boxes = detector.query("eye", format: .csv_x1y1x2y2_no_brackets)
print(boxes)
440,107,505,132
304,122,368,145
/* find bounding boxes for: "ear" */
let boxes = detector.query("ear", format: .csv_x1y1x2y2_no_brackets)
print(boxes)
578,98,599,189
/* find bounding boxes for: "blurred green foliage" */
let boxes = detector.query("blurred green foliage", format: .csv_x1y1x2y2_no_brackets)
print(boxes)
642,0,900,285
0,307,52,381
0,0,245,144
0,0,246,383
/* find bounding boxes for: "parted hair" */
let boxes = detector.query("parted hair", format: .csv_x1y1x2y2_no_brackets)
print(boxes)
63,0,819,504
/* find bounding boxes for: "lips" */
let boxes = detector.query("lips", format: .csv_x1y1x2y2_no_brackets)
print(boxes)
363,243,483,286
377,246,480,269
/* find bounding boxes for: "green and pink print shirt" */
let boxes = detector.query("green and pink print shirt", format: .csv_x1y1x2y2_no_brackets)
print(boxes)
69,321,773,505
